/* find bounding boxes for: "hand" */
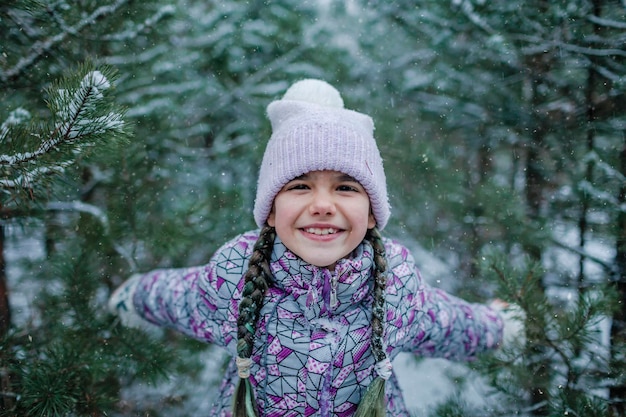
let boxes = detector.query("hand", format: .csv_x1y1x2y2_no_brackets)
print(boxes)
109,274,157,331
490,299,526,347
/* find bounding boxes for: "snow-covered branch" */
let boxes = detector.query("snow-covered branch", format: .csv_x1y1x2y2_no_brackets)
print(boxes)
550,236,616,275
0,108,31,143
583,151,626,184
51,71,125,141
579,180,626,213
587,15,626,30
1,71,123,165
0,163,71,190
0,70,125,191
0,0,131,82
46,201,138,271
451,0,495,35
101,5,176,41
519,36,626,58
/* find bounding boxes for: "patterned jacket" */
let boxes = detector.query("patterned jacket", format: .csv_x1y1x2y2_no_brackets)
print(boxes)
131,230,503,416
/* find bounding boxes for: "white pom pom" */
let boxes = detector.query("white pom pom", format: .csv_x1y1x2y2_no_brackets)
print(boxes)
282,79,344,108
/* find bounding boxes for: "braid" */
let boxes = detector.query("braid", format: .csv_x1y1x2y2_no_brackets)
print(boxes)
232,226,388,416
367,227,388,363
354,227,390,417
232,226,276,417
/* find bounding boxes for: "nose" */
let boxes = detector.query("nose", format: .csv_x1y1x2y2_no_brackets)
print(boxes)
309,190,336,216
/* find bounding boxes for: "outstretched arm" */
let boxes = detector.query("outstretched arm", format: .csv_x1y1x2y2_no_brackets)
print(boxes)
108,231,259,349
383,239,503,360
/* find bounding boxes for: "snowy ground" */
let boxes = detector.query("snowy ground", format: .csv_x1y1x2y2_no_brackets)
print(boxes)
395,354,488,415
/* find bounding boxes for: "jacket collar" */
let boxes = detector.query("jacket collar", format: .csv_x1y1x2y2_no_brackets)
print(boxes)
269,236,374,321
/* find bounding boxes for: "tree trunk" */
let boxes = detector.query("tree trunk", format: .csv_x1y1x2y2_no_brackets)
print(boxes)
524,138,550,416
610,136,626,416
0,225,10,337
0,224,13,412
578,53,596,295
523,45,551,414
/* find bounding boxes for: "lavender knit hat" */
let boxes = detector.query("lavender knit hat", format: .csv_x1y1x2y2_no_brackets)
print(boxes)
253,79,390,230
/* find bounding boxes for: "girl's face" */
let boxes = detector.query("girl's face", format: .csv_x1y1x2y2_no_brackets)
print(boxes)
267,170,376,270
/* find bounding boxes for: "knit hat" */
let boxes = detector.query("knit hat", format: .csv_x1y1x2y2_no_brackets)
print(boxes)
253,79,390,230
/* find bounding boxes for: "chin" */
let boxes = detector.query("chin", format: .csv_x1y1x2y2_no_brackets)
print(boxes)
304,257,337,269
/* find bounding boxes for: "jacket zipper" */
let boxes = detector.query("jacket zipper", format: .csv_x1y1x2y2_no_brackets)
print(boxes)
330,273,338,310
330,268,349,310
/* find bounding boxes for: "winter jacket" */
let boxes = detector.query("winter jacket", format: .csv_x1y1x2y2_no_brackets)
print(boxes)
130,230,503,417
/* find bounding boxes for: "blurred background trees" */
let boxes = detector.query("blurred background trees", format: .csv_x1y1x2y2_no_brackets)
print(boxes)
359,1,626,415
0,0,624,415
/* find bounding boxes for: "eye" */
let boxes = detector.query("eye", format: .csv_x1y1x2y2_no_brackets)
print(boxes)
337,184,360,192
285,182,309,191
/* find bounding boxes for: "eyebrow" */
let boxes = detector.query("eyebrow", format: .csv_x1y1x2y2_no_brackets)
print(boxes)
293,173,359,182
338,174,359,182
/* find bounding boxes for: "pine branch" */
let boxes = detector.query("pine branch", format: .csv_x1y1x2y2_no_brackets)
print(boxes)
481,250,617,414
0,0,131,83
0,67,127,195
0,163,70,191
0,108,31,143
549,237,616,275
100,4,176,41
46,200,138,272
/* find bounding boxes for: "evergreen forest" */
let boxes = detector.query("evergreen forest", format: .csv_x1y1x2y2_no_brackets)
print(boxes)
1,0,625,416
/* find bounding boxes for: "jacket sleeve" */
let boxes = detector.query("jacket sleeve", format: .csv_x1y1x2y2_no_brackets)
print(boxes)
383,239,503,361
129,231,258,349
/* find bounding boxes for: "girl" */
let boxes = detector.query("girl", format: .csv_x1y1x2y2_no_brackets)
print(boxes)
109,79,509,417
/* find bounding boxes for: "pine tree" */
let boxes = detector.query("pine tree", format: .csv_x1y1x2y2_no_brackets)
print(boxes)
0,57,180,417
0,1,183,415
355,0,626,415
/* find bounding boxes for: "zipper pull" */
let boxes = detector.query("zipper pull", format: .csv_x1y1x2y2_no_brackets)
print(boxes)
330,273,339,309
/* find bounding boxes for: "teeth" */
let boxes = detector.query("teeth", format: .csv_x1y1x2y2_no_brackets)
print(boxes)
304,227,338,235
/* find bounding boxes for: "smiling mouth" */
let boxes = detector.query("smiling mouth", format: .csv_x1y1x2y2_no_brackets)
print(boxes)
303,227,340,235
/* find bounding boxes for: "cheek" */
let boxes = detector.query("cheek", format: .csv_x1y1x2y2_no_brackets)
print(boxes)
268,195,294,228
